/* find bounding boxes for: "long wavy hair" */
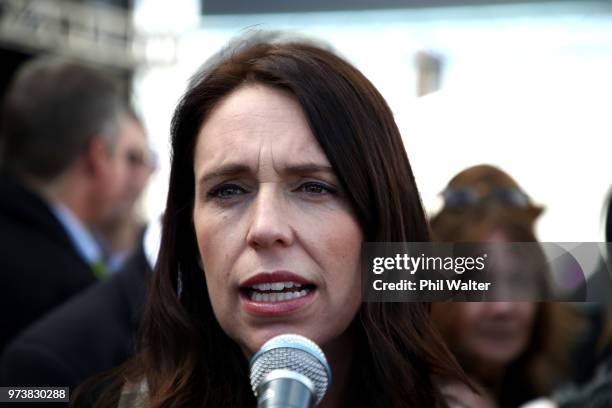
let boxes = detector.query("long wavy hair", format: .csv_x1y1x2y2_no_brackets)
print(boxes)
82,33,467,407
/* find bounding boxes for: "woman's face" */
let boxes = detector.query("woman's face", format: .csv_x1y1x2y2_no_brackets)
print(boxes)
454,302,536,370
192,84,363,355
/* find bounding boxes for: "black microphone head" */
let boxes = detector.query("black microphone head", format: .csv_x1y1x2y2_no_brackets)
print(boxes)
249,334,332,405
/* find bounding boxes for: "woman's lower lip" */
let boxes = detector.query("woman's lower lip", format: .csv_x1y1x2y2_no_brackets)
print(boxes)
240,289,315,316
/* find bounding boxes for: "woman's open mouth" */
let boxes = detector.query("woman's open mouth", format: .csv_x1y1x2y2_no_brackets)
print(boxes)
239,272,317,316
246,281,314,302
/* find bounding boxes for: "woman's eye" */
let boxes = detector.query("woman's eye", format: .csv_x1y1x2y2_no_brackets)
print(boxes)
208,184,246,199
298,182,335,196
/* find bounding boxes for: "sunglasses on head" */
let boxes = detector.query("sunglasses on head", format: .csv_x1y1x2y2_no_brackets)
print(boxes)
441,186,530,208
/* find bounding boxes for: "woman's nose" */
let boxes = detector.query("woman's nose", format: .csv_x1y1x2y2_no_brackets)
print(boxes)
486,302,516,315
246,186,293,249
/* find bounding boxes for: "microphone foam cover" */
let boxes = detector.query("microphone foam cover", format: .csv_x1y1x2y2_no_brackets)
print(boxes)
249,334,331,405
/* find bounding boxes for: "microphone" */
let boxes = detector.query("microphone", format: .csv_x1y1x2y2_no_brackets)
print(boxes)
519,398,558,408
249,334,332,408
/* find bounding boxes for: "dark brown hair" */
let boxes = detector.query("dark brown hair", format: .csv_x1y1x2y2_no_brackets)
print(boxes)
82,33,466,408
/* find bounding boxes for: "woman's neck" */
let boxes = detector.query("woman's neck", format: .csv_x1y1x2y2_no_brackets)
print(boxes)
471,361,507,399
318,327,356,408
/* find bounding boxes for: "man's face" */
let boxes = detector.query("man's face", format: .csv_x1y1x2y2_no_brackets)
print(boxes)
93,114,153,224
110,115,153,220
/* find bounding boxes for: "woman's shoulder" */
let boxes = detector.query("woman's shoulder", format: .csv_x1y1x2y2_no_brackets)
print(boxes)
440,380,498,408
117,380,149,408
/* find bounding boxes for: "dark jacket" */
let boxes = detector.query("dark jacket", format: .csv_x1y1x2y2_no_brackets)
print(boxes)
0,244,150,405
0,175,97,352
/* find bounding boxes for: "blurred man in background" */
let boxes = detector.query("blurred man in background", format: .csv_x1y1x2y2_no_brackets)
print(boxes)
0,57,130,352
0,219,158,400
93,109,155,273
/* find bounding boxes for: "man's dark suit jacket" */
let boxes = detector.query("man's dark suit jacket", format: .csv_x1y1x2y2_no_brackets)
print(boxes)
0,244,151,404
0,175,97,352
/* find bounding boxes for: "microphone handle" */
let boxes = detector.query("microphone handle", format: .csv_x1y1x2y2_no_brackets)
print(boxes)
257,370,316,408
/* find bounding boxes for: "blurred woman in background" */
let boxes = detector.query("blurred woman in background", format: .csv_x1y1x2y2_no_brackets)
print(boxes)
431,165,583,408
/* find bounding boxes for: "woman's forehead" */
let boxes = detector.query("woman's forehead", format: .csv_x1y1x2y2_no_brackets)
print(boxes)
193,84,330,174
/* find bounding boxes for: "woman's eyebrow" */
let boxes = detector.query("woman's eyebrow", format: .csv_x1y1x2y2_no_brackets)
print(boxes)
198,163,335,186
198,164,252,186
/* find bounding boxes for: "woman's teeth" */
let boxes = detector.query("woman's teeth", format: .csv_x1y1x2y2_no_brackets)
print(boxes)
248,281,310,302
249,289,309,302
251,281,300,291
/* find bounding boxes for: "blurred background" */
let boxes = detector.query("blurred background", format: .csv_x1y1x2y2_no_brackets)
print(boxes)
1,0,610,243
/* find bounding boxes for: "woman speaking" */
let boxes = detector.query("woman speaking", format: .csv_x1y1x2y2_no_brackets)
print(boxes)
85,32,467,408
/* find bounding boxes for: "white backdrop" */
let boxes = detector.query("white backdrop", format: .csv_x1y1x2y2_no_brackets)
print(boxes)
133,0,612,242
